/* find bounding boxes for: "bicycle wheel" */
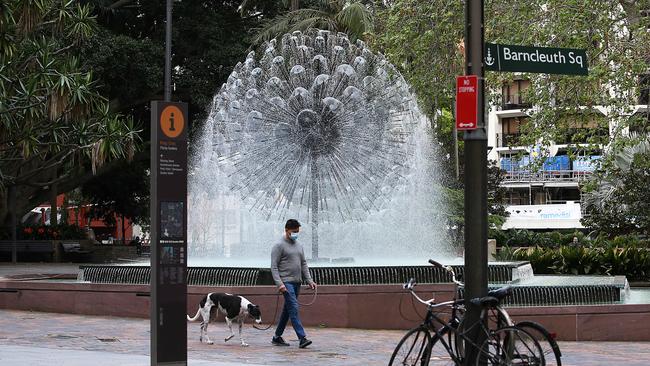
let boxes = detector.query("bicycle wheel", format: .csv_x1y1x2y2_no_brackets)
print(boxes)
428,327,457,365
517,321,561,366
476,326,545,366
389,327,432,366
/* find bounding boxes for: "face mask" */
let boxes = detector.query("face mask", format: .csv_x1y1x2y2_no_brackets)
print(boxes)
290,232,299,240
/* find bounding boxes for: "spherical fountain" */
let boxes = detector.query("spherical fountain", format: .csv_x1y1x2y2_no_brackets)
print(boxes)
188,29,452,265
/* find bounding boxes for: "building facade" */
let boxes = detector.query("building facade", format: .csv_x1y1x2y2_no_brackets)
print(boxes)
486,78,649,231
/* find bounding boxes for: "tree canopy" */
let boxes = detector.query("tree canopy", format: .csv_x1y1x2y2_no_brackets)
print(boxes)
0,0,139,225
86,0,262,132
372,0,465,179
244,0,375,45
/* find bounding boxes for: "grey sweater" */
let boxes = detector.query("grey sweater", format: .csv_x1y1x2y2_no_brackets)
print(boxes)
270,236,314,287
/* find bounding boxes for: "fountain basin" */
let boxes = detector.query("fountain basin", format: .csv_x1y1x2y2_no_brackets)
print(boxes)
2,261,646,340
77,261,532,286
77,262,627,306
1,278,650,341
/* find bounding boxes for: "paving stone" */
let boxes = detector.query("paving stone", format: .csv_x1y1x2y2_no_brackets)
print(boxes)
1,309,650,365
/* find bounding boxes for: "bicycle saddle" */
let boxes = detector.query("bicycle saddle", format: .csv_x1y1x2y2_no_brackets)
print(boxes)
487,286,513,300
469,296,500,308
469,286,513,308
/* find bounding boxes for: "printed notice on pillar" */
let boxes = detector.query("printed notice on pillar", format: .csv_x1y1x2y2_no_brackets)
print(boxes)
160,265,185,285
160,201,184,238
159,141,183,176
160,244,185,265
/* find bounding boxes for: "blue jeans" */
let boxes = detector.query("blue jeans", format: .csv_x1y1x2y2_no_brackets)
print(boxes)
274,282,306,340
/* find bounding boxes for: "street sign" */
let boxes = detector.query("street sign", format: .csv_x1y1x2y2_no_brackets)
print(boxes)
151,101,188,365
484,43,588,75
456,75,479,130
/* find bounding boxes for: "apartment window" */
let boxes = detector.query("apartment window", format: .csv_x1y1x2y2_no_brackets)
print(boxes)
530,187,548,205
547,187,581,204
505,187,530,205
502,79,531,109
499,117,528,146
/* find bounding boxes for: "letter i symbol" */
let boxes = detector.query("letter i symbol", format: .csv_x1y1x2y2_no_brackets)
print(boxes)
169,112,176,131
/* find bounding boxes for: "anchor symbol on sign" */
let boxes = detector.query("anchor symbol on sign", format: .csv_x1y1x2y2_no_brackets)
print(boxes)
485,48,495,66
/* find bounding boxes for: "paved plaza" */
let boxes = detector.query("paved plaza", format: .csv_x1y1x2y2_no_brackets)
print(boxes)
1,309,650,365
2,263,650,365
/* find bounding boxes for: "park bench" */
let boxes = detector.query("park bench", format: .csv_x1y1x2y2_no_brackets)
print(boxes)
0,240,55,261
61,241,88,253
60,241,93,261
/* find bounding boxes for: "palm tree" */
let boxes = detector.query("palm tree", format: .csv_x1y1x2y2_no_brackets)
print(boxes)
582,136,650,236
584,137,650,208
243,0,374,44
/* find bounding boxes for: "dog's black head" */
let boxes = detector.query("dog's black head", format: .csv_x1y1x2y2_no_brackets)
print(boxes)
247,304,262,324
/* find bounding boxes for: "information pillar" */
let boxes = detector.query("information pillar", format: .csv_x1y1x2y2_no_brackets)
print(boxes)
150,101,188,365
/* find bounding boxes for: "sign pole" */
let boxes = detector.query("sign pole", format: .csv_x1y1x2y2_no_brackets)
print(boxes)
164,0,172,102
151,102,188,365
463,0,488,365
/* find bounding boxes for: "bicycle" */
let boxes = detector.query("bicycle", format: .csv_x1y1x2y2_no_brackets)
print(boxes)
389,259,548,365
427,260,561,366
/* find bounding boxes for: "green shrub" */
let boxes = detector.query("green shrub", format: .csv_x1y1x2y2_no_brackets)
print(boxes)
496,229,592,248
496,235,650,281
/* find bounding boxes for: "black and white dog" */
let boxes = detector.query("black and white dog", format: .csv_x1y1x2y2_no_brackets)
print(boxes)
187,292,262,347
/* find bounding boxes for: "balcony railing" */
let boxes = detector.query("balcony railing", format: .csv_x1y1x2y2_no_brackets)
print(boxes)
501,169,593,183
496,133,523,147
502,99,532,110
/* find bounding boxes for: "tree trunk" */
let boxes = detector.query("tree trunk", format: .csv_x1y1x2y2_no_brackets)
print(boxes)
122,213,126,245
290,0,299,11
0,190,8,228
61,194,69,224
50,181,58,226
9,186,17,263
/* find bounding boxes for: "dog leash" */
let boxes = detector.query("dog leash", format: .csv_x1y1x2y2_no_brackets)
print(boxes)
253,293,281,331
252,286,318,331
297,286,318,306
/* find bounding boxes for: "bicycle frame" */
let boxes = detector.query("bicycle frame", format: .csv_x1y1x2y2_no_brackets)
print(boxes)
404,262,520,364
406,294,516,365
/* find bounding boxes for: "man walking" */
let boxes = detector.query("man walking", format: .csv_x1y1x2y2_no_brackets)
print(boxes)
271,219,317,348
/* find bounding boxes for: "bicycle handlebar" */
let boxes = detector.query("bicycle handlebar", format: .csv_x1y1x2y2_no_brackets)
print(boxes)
402,282,459,309
428,259,444,268
402,260,466,307
428,259,464,287
403,277,417,290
